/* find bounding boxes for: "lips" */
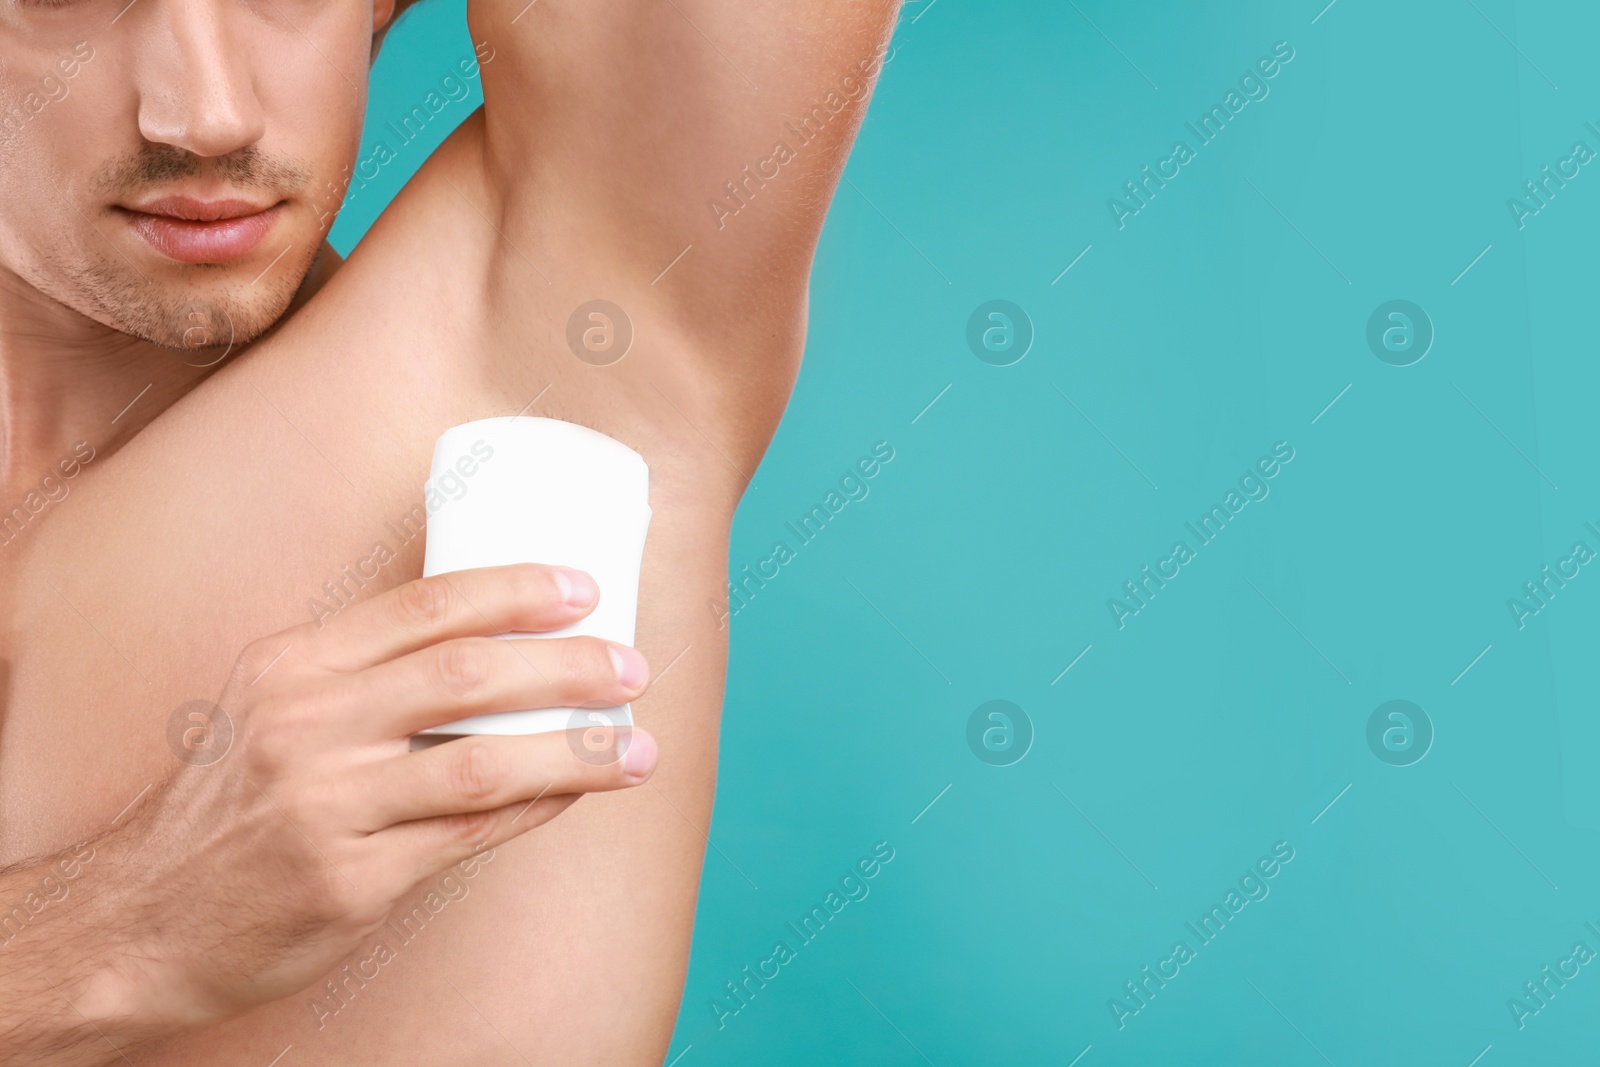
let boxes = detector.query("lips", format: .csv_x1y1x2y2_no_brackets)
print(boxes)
122,198,285,264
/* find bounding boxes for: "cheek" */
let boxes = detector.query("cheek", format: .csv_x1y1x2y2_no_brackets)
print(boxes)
0,39,124,185
253,85,366,226
265,86,366,168
0,89,126,267
254,10,374,156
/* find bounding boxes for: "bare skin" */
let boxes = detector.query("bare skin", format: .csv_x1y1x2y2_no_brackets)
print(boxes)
0,0,899,1063
0,564,659,1064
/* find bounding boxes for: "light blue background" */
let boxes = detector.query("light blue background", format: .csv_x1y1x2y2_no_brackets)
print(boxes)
341,1,1600,1062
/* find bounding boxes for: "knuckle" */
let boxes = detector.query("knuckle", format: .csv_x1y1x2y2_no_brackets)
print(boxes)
233,636,291,688
395,575,457,630
236,636,277,673
243,700,302,770
433,639,492,698
245,727,286,774
315,869,374,926
445,742,505,804
440,808,500,849
245,685,334,771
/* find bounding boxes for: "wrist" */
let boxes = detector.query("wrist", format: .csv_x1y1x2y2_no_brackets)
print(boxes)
57,821,204,1045
0,832,179,1066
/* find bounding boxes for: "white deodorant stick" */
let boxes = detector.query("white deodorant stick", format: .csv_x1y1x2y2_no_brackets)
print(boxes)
415,416,651,737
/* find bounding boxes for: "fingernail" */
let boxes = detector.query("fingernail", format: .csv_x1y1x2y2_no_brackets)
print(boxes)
608,645,648,690
561,569,598,608
623,728,658,779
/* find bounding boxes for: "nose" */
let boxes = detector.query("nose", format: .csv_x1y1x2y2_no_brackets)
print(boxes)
135,0,266,157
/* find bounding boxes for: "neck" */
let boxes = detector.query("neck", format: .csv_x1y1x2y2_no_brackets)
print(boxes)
0,269,209,502
0,242,342,503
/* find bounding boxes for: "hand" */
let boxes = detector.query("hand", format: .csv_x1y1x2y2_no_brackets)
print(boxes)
84,563,653,1030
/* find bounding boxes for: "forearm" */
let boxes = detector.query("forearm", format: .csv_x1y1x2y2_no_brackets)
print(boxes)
0,834,159,1067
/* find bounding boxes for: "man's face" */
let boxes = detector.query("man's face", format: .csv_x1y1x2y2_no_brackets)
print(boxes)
0,0,391,351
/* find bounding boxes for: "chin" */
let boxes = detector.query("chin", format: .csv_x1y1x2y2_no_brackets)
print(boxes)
154,286,300,354
95,272,305,354
59,244,314,352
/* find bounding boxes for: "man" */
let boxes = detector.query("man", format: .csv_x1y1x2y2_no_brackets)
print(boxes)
0,0,897,1062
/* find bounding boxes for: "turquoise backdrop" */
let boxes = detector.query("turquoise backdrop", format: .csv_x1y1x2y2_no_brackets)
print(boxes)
338,1,1600,1062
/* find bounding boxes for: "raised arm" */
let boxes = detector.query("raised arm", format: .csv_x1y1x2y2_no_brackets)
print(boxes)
0,3,899,1064
467,0,899,381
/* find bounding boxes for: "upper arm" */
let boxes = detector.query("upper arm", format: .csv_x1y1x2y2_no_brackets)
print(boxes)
466,0,900,365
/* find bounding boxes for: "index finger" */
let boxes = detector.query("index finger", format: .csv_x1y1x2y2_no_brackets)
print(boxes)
304,563,598,671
